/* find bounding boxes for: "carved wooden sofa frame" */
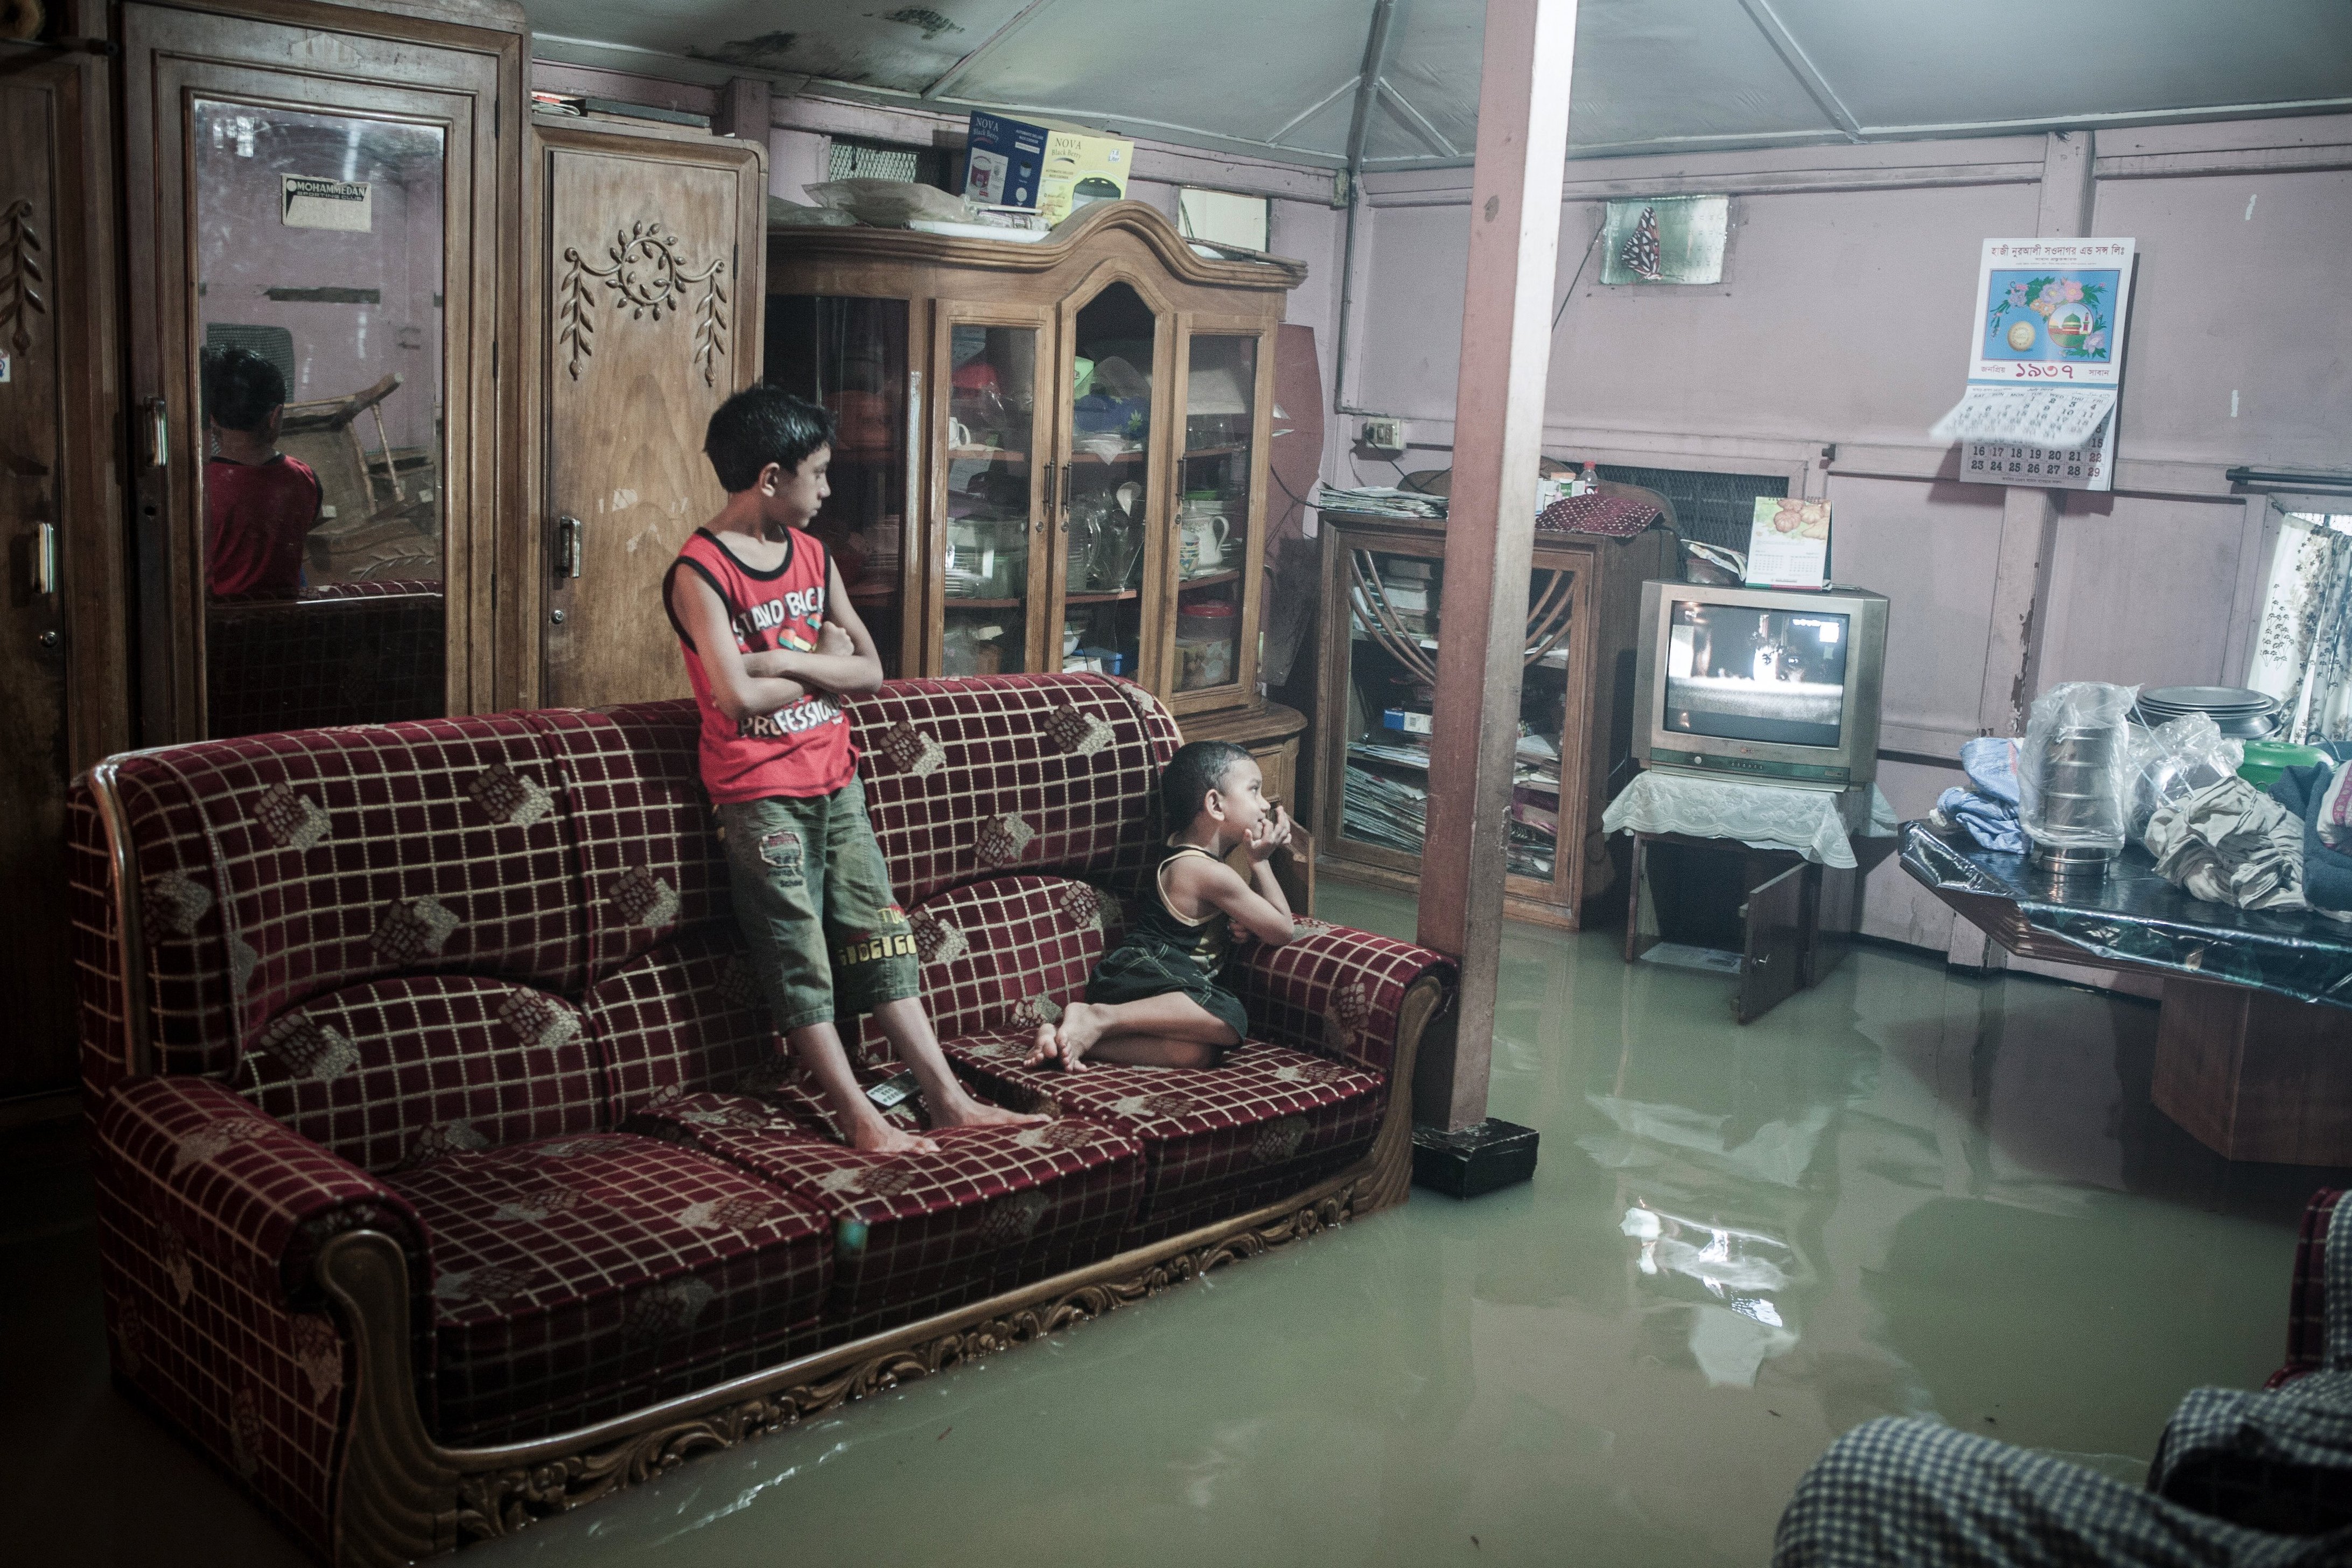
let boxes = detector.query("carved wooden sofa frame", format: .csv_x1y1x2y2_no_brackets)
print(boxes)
73,674,1453,1566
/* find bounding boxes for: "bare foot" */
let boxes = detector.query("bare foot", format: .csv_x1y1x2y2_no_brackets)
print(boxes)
1021,1020,1063,1069
1051,1003,1110,1072
850,1118,939,1155
935,1092,1051,1130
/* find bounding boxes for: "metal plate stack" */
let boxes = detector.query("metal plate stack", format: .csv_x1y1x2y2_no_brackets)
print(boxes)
2133,685,2282,739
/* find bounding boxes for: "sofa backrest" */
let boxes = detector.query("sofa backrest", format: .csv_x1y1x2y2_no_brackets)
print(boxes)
75,674,1182,1108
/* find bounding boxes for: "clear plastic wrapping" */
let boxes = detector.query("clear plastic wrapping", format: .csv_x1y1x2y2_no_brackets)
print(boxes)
2126,712,2247,845
2017,681,2140,852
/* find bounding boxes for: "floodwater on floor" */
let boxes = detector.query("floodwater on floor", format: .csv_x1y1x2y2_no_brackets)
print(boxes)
6,882,2344,1566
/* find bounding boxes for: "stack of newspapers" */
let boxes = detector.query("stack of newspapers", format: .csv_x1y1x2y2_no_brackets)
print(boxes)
1342,764,1427,852
1314,482,1447,521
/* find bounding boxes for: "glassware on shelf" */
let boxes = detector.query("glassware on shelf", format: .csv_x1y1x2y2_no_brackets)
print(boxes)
1069,284,1157,675
767,296,911,676
942,321,1039,669
1179,336,1255,601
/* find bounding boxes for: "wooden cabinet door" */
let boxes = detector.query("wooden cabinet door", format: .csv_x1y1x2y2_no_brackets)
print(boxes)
535,116,764,709
1,46,118,1096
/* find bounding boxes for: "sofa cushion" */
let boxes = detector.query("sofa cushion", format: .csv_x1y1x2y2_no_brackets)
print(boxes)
940,1038,1388,1242
583,923,775,1122
383,1131,831,1445
233,975,605,1174
526,706,733,984
888,874,1127,1050
848,675,1179,911
99,716,583,1079
634,1091,1143,1340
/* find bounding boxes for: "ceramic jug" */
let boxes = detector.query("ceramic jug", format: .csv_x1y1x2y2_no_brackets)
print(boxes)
1177,509,1231,577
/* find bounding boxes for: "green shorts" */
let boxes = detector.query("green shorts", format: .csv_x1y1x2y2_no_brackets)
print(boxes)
1083,933,1249,1056
718,776,921,1033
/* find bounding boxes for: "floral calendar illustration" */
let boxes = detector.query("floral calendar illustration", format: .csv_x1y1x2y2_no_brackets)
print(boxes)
1933,237,2135,492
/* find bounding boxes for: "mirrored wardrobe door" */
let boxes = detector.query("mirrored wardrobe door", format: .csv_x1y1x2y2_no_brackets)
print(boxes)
121,3,500,741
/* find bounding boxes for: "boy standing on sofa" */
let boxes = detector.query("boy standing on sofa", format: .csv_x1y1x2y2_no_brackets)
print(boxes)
667,387,1046,1154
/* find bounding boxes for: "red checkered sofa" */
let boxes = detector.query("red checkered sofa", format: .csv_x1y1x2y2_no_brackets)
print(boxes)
69,673,1454,1566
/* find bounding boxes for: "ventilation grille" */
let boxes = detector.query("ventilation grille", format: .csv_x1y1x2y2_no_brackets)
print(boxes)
1596,464,1788,552
827,138,949,189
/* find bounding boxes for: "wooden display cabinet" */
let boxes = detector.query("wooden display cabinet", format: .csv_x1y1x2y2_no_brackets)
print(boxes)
763,202,1304,744
1313,512,1670,930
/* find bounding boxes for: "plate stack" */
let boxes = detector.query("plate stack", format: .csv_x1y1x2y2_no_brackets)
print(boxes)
2133,685,2281,740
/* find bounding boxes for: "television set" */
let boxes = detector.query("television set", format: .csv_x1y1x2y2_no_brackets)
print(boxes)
1632,581,1888,790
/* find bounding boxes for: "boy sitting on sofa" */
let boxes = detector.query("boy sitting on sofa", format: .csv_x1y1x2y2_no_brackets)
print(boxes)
667,387,1046,1154
1026,740,1299,1071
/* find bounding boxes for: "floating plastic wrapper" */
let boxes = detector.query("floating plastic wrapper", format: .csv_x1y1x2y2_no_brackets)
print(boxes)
2017,681,2140,860
2124,711,2245,845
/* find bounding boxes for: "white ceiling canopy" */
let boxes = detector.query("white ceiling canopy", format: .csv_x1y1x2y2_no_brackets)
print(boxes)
529,0,2352,169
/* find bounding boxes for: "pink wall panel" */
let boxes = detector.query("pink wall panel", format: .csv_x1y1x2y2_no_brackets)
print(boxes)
1821,474,2006,747
2038,494,2259,692
2091,167,2352,467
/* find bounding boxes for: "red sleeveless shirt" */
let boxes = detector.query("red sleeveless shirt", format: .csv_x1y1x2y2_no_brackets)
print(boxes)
664,527,858,802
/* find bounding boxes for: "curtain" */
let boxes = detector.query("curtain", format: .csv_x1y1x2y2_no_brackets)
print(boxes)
2248,510,2352,743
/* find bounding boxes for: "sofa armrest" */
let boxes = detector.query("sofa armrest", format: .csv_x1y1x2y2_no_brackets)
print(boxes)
2273,1188,2347,1388
1231,922,1457,1080
94,1076,428,1312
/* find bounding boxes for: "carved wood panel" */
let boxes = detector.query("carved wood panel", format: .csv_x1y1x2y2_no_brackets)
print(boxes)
536,119,764,710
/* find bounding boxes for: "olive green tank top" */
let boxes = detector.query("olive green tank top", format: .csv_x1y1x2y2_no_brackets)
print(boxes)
1127,843,1234,975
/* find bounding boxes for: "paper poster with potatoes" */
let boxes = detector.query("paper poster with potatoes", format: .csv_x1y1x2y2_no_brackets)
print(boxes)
1745,498,1831,590
1963,237,2136,386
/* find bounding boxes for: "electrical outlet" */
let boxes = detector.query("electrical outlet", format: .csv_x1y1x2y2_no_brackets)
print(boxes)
1360,417,1404,453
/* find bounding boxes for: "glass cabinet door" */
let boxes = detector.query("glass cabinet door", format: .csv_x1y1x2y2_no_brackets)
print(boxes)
940,320,1044,675
1056,282,1159,682
765,296,911,677
1172,332,1259,698
1338,540,1579,894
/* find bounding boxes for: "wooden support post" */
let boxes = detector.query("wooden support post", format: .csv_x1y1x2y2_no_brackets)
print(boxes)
1413,0,1580,1132
1954,130,2097,973
715,78,773,146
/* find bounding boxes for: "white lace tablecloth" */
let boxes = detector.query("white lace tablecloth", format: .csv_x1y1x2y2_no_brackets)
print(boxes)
1601,772,1898,869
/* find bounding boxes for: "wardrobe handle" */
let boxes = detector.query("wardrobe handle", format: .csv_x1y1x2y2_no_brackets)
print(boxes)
145,396,169,469
556,514,583,578
1060,462,1073,531
31,523,58,596
1040,461,1056,534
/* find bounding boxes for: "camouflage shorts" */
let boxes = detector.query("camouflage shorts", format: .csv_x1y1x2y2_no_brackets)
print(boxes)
718,775,920,1033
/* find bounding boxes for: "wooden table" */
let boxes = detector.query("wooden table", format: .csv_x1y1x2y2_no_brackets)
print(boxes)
1901,822,2352,1165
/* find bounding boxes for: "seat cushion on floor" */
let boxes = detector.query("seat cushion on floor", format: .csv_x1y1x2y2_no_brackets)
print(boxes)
233,974,606,1174
631,1091,1144,1341
382,1131,831,1445
938,1037,1388,1242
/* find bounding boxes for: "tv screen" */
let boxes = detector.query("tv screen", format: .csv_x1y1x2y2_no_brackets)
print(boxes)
1662,601,1849,750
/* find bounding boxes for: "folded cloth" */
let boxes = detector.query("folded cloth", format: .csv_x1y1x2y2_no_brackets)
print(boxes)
1961,735,2022,805
1931,735,2027,852
2146,776,2311,912
2315,761,2352,851
2272,764,2352,914
1936,786,2027,853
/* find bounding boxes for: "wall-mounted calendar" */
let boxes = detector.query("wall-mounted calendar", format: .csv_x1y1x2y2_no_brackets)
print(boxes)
1931,237,2136,493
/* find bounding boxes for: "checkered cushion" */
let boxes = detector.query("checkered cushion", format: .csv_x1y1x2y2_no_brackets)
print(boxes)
383,1132,831,1445
633,1092,1143,1340
939,1037,1387,1242
69,790,135,1101
232,975,607,1175
892,875,1128,1048
89,716,584,1080
1230,922,1454,1081
2274,1189,2346,1388
583,923,776,1122
94,1075,428,1308
848,675,1181,909
526,705,730,982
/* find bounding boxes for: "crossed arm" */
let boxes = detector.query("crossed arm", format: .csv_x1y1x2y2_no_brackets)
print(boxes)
668,556,884,724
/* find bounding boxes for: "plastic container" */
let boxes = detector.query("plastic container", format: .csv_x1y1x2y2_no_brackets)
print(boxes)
2239,739,2328,791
